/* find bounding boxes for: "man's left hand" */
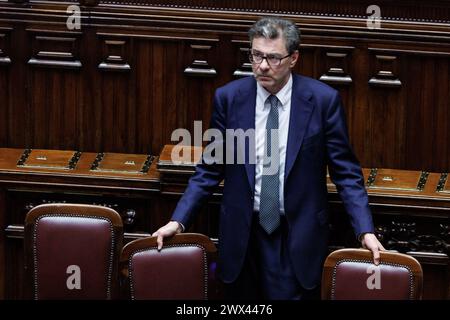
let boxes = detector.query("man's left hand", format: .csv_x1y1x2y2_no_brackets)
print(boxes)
361,233,386,265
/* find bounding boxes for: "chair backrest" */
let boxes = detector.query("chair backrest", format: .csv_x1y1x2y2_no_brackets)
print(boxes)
322,248,423,300
24,203,123,299
120,233,217,300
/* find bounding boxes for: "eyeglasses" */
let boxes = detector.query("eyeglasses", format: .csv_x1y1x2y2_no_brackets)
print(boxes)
249,51,291,67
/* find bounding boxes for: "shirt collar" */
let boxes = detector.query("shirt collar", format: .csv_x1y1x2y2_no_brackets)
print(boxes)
256,73,292,111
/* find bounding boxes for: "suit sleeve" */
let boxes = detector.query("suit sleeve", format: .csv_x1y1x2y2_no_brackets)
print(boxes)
325,91,375,237
171,90,227,228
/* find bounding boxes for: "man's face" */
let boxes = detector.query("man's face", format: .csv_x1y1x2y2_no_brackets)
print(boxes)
251,36,299,94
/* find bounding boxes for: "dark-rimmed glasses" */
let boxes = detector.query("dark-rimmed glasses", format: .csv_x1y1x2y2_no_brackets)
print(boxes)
249,51,291,67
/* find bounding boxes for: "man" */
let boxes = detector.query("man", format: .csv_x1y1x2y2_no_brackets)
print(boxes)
153,16,385,299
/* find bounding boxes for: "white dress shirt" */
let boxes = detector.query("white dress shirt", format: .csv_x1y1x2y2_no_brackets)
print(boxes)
253,74,292,214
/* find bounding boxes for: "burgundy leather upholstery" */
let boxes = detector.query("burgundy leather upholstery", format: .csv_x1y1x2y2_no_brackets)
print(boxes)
121,233,217,300
25,204,123,299
322,248,423,300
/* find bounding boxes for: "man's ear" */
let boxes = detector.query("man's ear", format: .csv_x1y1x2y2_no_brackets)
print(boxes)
290,50,299,68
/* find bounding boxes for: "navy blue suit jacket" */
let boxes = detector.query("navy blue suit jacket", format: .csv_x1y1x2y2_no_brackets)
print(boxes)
172,74,374,289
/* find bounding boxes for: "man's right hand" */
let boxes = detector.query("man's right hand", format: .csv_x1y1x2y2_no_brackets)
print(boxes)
151,221,183,250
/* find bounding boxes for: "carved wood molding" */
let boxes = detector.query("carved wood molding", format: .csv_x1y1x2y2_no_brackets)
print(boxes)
80,0,98,5
2,2,450,43
376,221,450,256
317,46,355,85
184,43,218,77
368,50,402,88
0,28,12,66
231,40,253,78
95,0,450,24
97,37,131,72
26,30,82,70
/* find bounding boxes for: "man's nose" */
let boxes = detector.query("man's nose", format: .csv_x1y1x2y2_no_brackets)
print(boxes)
259,58,270,70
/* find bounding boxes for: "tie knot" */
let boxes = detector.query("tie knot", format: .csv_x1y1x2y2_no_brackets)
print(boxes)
267,95,279,109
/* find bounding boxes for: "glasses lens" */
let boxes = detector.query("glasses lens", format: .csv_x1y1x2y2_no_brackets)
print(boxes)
250,54,262,63
268,57,280,66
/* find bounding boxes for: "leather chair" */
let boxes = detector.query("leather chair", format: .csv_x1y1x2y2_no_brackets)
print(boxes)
24,203,123,299
120,233,217,300
322,248,423,300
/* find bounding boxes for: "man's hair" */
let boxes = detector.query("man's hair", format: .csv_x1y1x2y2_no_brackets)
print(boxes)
248,16,300,54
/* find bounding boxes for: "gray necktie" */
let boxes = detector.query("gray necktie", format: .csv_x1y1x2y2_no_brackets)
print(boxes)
259,95,280,234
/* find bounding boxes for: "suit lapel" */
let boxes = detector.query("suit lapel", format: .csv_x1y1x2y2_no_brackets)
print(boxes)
285,75,315,181
235,78,257,192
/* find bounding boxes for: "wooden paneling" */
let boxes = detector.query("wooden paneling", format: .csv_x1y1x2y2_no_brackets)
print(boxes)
1,1,450,171
0,28,11,66
29,68,79,149
403,53,450,171
0,28,10,148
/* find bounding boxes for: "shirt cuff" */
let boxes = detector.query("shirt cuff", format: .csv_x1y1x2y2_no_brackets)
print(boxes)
358,232,373,242
172,220,185,232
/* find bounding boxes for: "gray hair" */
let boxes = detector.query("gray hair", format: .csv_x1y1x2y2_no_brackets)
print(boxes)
248,16,300,54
